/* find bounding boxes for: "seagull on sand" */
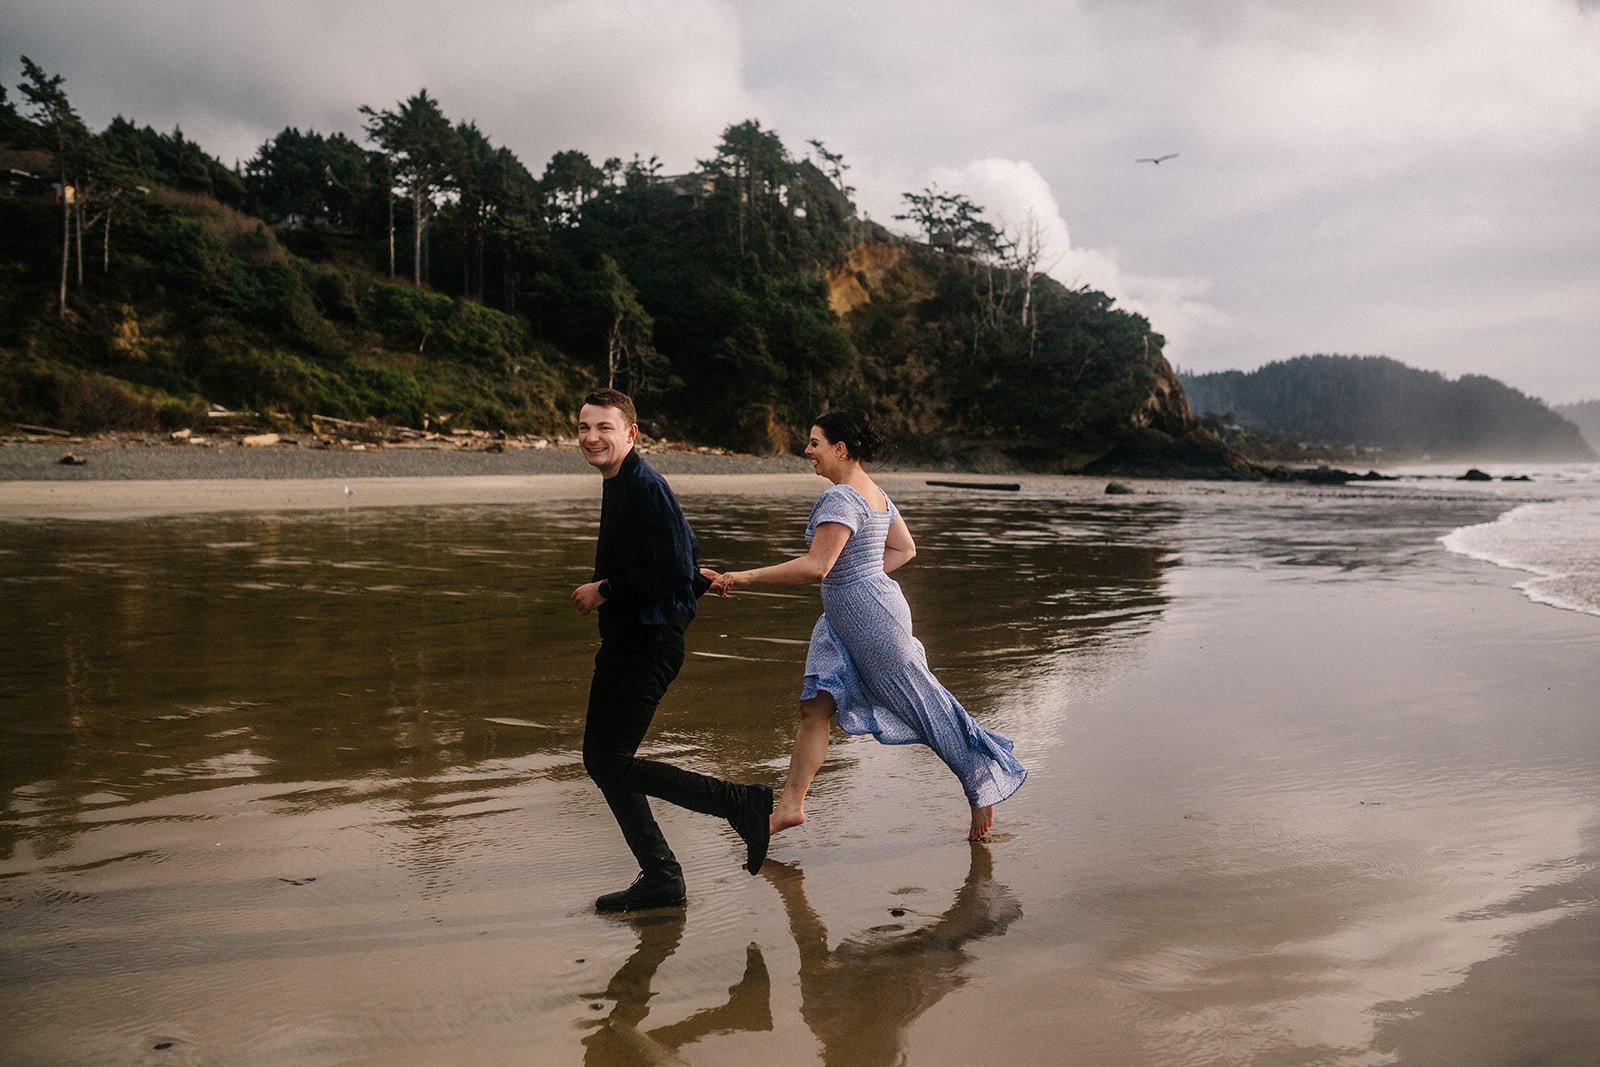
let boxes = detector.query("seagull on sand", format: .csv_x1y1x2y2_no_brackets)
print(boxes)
1136,154,1179,164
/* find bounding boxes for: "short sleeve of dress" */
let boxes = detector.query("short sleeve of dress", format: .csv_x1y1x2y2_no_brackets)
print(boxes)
805,485,863,544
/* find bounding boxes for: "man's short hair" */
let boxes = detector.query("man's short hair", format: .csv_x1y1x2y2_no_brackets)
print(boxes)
583,388,637,427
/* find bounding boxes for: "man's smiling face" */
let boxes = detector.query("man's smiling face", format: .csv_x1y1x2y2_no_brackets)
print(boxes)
577,403,637,478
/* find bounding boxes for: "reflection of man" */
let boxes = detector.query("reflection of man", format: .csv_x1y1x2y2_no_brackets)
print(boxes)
574,388,771,913
581,914,772,1063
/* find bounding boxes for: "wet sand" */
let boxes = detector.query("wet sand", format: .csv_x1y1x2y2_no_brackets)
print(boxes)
1,466,1597,1065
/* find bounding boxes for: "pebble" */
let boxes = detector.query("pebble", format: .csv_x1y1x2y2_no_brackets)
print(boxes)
0,439,812,482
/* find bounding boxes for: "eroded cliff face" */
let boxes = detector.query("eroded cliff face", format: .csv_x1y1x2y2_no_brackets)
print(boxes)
1134,355,1199,435
826,241,917,317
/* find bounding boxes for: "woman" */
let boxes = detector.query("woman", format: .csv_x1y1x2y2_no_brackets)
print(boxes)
710,410,1026,841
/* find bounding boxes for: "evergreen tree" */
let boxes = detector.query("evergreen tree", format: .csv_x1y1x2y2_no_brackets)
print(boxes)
540,150,609,228
0,84,33,143
18,56,87,318
244,127,374,231
361,90,459,286
896,186,1002,256
702,119,794,272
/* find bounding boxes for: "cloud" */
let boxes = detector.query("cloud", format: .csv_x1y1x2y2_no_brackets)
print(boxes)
1,0,757,169
5,0,1597,401
920,158,1230,356
1173,0,1600,153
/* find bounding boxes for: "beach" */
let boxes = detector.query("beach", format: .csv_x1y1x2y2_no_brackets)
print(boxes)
1,447,1597,1066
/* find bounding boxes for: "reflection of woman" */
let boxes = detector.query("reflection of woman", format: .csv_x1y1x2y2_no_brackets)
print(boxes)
710,410,1026,841
765,845,1021,1066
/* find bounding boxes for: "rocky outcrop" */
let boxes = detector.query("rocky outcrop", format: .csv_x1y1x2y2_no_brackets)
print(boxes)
1080,424,1251,479
1084,354,1255,478
830,237,1253,478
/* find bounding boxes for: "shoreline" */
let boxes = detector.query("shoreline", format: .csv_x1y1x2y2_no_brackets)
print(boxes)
0,433,1111,520
4,431,1571,496
0,432,820,519
0,473,847,520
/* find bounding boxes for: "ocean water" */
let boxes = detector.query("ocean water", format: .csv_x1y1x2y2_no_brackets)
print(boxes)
1423,463,1600,618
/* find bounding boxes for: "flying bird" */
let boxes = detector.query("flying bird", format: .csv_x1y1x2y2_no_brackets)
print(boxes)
1136,154,1179,165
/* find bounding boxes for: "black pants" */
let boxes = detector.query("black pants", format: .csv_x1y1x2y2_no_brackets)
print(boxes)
583,614,744,877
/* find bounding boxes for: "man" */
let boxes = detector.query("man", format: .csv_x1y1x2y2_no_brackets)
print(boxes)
573,388,772,913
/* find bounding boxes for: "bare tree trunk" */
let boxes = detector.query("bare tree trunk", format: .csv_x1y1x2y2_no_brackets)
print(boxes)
386,159,396,279
413,189,424,286
607,312,622,388
474,214,483,302
475,219,485,302
735,159,748,259
57,181,70,317
102,206,111,273
74,194,85,288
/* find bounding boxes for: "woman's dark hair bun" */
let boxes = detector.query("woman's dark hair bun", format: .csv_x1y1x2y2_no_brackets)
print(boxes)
813,409,884,463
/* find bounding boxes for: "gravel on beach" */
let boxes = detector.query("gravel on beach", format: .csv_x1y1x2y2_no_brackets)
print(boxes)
0,434,813,482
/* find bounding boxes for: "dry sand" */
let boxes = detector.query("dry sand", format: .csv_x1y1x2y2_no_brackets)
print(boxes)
0,434,922,520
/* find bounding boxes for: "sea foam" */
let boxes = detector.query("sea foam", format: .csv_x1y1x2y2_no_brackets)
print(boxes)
1442,499,1600,618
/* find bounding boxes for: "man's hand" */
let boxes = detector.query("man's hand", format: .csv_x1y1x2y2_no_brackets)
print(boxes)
572,580,607,615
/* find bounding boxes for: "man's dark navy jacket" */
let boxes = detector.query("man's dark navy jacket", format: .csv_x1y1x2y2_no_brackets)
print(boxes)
594,449,707,628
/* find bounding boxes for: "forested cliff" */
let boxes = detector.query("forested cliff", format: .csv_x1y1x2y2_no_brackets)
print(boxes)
1,64,1235,473
1180,356,1594,462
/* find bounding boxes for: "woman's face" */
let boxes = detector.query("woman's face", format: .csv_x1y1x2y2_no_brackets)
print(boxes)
804,425,848,479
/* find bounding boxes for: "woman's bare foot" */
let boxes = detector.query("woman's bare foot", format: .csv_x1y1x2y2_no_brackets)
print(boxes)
968,805,995,841
771,807,806,836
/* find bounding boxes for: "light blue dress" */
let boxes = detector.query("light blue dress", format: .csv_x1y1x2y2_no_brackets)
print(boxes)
800,485,1027,808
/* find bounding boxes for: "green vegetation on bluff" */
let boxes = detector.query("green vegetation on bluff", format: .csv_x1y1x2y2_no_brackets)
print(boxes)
1180,355,1594,462
2,60,1224,471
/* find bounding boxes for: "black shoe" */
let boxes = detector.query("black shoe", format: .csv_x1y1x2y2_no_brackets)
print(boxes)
729,784,773,875
594,871,686,914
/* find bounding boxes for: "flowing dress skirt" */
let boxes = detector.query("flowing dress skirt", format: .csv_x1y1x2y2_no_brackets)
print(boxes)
802,570,1027,809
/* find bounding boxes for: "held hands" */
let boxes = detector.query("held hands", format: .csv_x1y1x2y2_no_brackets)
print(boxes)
702,567,743,597
571,580,606,615
576,571,742,611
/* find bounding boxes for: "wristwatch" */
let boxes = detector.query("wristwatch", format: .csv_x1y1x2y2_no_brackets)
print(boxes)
598,579,613,599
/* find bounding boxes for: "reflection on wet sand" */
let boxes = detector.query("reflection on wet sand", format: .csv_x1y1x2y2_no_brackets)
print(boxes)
581,915,773,1066
579,844,1019,1067
0,492,1171,1062
0,494,1178,871
768,844,1020,1067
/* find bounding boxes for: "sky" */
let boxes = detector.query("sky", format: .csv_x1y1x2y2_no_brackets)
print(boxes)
5,0,1598,404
